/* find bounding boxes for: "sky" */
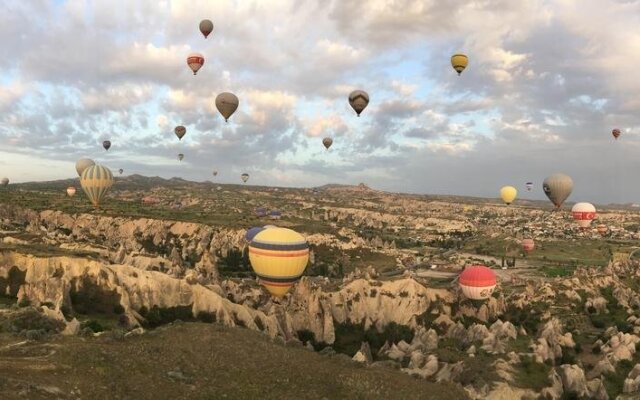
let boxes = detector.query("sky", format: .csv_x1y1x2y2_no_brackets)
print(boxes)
1,0,640,204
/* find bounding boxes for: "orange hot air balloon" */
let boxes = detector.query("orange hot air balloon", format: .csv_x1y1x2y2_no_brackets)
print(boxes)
612,129,621,140
187,52,205,75
66,187,76,197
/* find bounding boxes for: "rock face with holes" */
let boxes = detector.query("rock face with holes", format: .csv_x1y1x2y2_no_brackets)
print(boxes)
0,251,283,338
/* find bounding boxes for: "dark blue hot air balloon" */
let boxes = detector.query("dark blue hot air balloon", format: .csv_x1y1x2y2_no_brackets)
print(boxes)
245,227,265,243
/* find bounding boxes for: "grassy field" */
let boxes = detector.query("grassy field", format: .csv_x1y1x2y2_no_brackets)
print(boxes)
463,236,636,268
0,322,468,400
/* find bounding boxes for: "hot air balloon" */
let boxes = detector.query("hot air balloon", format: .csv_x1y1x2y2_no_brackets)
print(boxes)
500,186,517,205
248,227,309,298
269,210,282,220
571,202,597,230
245,227,265,243
542,174,573,209
80,165,114,208
215,92,239,122
178,153,184,162
241,173,249,183
0,178,8,187
458,265,496,300
521,238,535,253
322,137,333,150
451,54,469,75
526,182,533,192
103,140,111,151
75,158,95,177
199,19,214,38
118,169,123,175
612,129,621,140
175,125,186,140
597,224,608,236
187,52,205,75
66,187,76,197
348,90,369,117
213,170,218,177
255,207,267,217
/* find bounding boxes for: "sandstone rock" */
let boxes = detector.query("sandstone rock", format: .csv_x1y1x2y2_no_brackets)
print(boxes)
61,318,81,336
559,364,588,398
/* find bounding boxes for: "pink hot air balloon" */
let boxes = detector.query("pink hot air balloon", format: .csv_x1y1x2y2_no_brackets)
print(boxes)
521,238,535,252
187,52,205,75
571,202,597,230
459,265,497,300
66,187,77,197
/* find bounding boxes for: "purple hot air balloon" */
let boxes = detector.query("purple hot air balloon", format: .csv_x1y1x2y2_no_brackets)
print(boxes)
245,227,265,243
255,207,268,217
269,210,282,220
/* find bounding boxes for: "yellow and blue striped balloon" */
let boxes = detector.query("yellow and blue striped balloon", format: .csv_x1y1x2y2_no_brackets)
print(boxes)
80,164,114,208
248,227,309,298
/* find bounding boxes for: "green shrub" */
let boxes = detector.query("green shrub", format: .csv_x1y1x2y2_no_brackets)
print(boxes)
81,320,105,333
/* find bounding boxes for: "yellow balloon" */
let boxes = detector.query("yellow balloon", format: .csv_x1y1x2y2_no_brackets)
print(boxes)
500,186,518,205
451,54,468,75
248,227,309,297
80,165,114,208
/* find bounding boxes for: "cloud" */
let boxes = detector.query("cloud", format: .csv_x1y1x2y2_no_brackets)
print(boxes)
0,0,639,203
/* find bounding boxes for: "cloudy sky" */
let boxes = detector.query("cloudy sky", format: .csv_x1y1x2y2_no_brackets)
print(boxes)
1,0,639,204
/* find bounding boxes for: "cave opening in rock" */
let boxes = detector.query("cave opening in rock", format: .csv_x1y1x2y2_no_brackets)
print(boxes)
69,276,123,316
0,266,26,300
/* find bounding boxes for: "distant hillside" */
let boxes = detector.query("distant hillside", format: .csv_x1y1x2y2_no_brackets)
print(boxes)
7,175,633,211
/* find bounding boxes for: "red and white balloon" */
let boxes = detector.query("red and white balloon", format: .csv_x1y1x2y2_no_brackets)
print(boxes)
521,238,535,253
571,202,597,229
187,52,205,75
459,265,497,300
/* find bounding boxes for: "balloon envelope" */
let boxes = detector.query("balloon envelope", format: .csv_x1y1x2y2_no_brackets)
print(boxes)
612,128,621,140
215,92,239,122
187,52,204,75
213,170,218,177
245,227,265,243
175,125,186,140
178,153,184,161
322,137,333,150
66,187,76,197
451,54,469,75
102,140,111,151
525,182,533,191
80,165,114,208
571,202,597,229
241,173,249,183
542,174,573,209
459,265,496,300
75,158,95,177
199,19,214,38
500,186,517,205
118,169,123,175
521,238,535,252
348,90,369,116
248,227,309,297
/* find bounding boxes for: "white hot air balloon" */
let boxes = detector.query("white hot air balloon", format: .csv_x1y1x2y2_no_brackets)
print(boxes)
571,202,597,230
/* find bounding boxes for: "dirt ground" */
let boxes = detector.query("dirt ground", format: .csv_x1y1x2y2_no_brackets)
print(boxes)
0,322,468,400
